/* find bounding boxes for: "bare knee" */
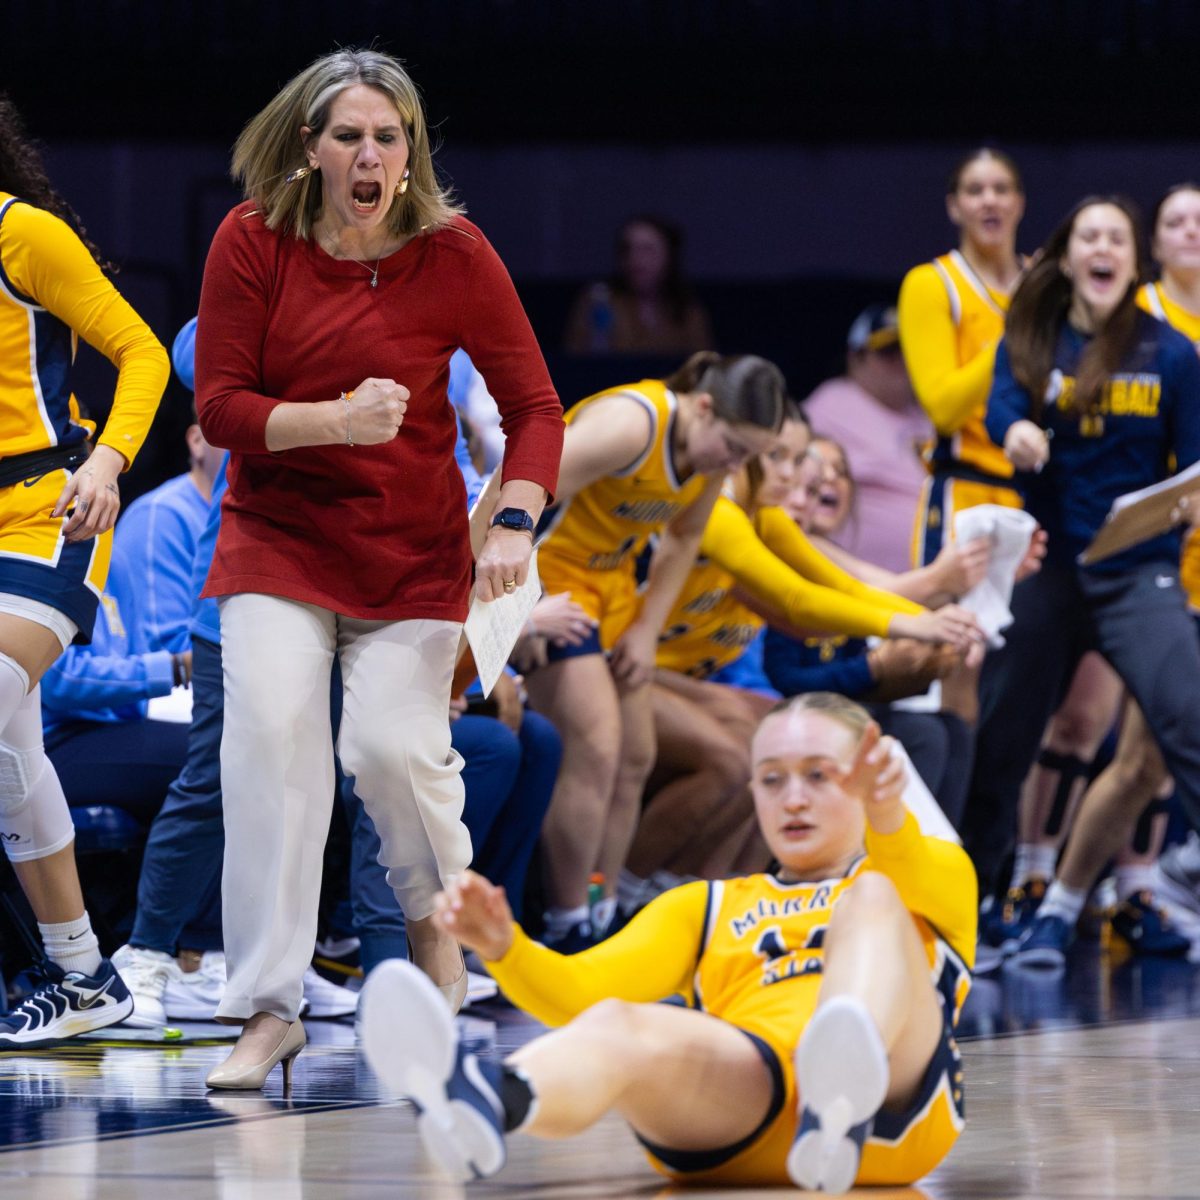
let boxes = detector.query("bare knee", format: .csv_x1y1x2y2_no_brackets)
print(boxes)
572,998,649,1049
1110,740,1167,798
1045,700,1114,757
828,872,906,931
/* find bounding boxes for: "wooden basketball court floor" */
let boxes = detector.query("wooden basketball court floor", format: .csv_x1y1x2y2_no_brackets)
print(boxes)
1,950,1199,1199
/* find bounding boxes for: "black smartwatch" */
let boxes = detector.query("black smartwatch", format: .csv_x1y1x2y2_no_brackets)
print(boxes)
490,507,535,535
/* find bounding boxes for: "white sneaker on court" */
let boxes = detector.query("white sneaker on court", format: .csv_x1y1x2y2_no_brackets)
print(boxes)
111,944,179,1029
302,967,359,1018
163,951,226,1021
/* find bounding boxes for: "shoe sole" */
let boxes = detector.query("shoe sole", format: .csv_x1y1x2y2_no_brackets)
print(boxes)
361,960,504,1182
0,994,135,1048
787,996,888,1194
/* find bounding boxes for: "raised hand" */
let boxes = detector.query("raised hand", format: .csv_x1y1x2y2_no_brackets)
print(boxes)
840,722,907,833
433,869,515,962
345,377,409,445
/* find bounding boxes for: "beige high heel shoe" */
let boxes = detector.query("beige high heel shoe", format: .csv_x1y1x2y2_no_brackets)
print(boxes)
206,1018,306,1092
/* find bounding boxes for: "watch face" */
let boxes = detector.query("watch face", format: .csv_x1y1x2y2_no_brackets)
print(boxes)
495,507,533,531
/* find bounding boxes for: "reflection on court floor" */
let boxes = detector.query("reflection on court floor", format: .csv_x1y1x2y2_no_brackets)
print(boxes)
0,951,1197,1198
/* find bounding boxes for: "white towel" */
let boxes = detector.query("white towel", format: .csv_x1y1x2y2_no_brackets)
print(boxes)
953,505,1038,648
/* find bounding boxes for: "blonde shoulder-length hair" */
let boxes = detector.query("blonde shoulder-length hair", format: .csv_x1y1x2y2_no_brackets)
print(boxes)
231,48,464,241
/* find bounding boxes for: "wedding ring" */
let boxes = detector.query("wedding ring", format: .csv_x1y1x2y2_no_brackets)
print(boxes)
503,579,517,592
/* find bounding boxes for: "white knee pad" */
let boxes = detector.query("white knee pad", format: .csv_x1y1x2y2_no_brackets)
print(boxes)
0,737,41,815
0,658,75,861
0,747,75,862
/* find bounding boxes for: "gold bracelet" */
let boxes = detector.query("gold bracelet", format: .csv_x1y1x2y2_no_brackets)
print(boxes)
341,392,354,446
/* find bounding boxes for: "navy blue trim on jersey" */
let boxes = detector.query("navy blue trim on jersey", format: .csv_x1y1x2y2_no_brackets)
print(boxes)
0,543,100,643
0,199,36,305
541,625,603,664
870,1014,964,1142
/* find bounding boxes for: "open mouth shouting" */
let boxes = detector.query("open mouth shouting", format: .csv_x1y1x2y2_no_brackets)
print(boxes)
352,181,383,212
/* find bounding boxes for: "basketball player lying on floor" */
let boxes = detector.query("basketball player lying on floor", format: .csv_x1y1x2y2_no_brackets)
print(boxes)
361,691,976,1193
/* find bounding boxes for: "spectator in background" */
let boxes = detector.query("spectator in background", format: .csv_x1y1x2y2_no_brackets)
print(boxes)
564,215,715,356
803,305,933,573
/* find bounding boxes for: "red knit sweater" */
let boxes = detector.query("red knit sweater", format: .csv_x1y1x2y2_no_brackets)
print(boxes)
195,205,562,622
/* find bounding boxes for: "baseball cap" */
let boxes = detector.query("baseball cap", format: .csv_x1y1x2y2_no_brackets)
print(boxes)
172,316,198,392
846,303,900,353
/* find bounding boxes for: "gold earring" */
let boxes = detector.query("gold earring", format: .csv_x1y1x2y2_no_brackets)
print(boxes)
396,169,410,196
285,165,313,184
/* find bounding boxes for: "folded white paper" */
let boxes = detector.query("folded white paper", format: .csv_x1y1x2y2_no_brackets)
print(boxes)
464,550,541,697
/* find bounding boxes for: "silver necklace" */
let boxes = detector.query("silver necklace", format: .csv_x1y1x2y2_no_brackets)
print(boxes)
321,233,382,287
349,254,382,288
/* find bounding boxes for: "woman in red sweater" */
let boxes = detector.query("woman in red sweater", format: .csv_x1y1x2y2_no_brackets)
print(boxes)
195,48,563,1089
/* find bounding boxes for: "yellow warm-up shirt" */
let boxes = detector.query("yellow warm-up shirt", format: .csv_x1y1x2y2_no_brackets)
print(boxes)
898,250,1013,480
0,193,165,464
1139,282,1200,608
487,811,976,1046
539,379,708,572
656,497,924,677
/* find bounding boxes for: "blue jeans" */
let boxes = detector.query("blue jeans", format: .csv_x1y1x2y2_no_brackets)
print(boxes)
344,710,560,976
129,635,224,954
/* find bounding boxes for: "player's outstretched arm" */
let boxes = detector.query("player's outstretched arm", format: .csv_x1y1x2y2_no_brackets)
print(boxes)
434,870,515,962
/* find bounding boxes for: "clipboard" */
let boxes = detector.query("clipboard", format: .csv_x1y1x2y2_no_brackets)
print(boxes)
1078,458,1200,566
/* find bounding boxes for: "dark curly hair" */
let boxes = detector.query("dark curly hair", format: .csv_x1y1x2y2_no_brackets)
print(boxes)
0,94,112,271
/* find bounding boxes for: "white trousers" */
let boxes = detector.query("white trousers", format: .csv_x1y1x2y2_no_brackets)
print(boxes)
216,594,472,1022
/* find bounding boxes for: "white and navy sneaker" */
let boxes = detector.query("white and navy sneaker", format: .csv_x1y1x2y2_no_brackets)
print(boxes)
361,958,506,1181
787,996,889,1195
0,958,134,1047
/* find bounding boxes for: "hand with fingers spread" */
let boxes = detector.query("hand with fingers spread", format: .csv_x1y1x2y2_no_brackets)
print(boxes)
433,868,515,962
840,722,908,834
53,444,127,544
344,377,410,445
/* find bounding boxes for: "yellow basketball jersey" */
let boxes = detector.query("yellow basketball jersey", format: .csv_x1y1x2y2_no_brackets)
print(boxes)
539,380,709,572
693,864,971,1050
0,192,163,463
656,551,760,678
1139,282,1200,608
924,251,1012,478
1139,281,1200,348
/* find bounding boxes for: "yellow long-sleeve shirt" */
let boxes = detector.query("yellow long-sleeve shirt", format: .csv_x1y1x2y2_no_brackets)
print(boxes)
898,252,1013,480
0,193,166,464
487,810,976,1046
656,496,924,676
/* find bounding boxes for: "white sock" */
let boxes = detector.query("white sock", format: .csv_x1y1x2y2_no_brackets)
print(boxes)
1115,864,1157,902
543,905,589,938
591,895,617,937
1038,880,1088,927
1012,843,1057,889
39,913,102,976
